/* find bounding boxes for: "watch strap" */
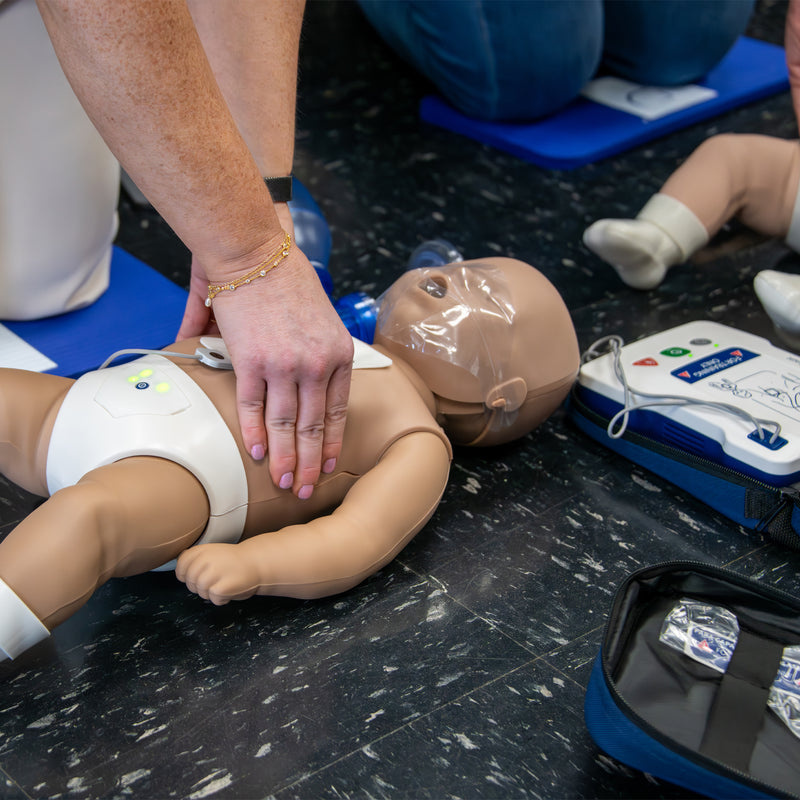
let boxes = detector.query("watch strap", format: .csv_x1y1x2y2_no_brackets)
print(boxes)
264,176,293,203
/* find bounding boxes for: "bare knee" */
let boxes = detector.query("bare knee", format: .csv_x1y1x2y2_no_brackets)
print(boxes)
690,133,753,166
47,481,128,577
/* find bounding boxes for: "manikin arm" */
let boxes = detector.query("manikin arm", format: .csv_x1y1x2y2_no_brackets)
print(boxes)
35,0,353,500
176,433,452,603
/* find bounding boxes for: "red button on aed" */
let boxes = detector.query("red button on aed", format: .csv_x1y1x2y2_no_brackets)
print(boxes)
633,358,658,366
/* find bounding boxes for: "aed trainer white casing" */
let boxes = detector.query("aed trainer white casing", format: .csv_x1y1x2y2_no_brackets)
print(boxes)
576,320,800,486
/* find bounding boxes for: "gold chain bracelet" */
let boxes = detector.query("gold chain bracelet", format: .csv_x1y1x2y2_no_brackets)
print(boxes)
205,232,293,307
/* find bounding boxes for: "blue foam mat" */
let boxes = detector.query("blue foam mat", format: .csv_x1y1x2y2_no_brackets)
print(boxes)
420,37,789,170
4,247,188,378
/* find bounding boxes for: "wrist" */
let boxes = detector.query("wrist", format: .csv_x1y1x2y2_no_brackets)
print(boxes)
205,232,293,307
201,177,294,284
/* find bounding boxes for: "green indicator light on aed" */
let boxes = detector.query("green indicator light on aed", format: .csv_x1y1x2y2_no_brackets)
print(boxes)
155,382,170,393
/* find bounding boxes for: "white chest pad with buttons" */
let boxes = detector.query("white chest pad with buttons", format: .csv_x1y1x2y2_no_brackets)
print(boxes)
45,354,248,557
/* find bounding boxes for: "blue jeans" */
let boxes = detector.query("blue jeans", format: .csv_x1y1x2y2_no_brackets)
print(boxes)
357,0,756,121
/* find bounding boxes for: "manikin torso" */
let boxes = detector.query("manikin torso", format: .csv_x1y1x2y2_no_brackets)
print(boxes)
43,336,453,542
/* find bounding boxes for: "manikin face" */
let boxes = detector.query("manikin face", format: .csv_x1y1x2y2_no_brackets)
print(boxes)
373,258,580,447
374,261,516,405
375,258,580,445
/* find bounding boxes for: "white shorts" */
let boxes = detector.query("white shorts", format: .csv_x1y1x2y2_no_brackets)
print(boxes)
0,0,120,319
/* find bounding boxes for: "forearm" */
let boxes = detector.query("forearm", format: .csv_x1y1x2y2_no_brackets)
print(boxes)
188,0,304,179
36,0,282,274
239,515,428,600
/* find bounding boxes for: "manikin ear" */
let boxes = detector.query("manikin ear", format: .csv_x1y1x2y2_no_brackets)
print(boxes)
484,377,528,412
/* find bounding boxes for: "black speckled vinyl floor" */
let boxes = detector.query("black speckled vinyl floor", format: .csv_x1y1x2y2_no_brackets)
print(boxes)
2,1,799,798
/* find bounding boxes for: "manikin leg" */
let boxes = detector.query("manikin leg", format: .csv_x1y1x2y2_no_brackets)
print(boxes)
0,367,211,661
583,135,800,289
0,457,210,661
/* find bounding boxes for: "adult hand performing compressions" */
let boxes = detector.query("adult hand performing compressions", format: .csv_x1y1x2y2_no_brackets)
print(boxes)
35,0,353,500
178,230,354,502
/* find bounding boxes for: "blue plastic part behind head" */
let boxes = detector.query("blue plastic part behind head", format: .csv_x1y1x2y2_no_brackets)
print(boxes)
289,178,334,296
314,264,335,297
335,292,379,343
407,239,463,269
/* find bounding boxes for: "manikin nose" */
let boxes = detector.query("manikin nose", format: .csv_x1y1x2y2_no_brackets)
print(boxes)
419,275,448,298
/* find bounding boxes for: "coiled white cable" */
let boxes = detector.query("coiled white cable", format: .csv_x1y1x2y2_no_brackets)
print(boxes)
582,335,782,445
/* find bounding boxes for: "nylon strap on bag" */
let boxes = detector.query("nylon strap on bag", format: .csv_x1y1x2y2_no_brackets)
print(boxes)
699,628,785,772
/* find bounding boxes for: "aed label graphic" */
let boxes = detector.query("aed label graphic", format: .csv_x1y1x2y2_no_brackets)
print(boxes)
671,347,759,384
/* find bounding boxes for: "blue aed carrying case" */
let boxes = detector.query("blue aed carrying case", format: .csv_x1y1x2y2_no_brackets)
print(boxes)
568,321,800,549
585,561,800,798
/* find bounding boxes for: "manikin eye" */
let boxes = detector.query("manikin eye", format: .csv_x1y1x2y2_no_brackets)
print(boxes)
420,276,447,298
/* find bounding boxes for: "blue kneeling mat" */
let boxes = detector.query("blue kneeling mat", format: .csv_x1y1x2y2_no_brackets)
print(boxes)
2,246,188,378
420,37,789,170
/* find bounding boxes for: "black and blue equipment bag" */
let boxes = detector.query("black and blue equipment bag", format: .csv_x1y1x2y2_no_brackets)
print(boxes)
585,562,800,798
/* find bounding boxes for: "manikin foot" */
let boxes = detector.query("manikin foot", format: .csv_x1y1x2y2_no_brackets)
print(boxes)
583,194,710,290
754,270,800,351
0,578,49,661
583,218,679,290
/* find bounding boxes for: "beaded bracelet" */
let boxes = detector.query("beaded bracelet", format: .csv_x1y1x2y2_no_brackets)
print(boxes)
205,233,292,307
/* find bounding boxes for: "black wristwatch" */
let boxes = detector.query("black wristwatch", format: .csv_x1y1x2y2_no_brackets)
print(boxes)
264,176,293,203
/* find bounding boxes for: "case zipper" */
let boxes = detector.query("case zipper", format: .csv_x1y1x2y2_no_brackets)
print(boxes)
569,388,800,536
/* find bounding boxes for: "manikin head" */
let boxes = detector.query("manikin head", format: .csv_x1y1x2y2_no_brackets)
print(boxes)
373,257,580,446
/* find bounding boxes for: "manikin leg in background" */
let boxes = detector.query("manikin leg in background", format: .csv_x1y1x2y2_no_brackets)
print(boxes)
584,135,800,289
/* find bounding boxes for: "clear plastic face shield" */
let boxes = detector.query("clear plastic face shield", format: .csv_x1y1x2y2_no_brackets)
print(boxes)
375,262,522,443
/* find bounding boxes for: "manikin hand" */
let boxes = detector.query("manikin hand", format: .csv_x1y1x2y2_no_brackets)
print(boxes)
176,543,261,605
177,243,353,501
